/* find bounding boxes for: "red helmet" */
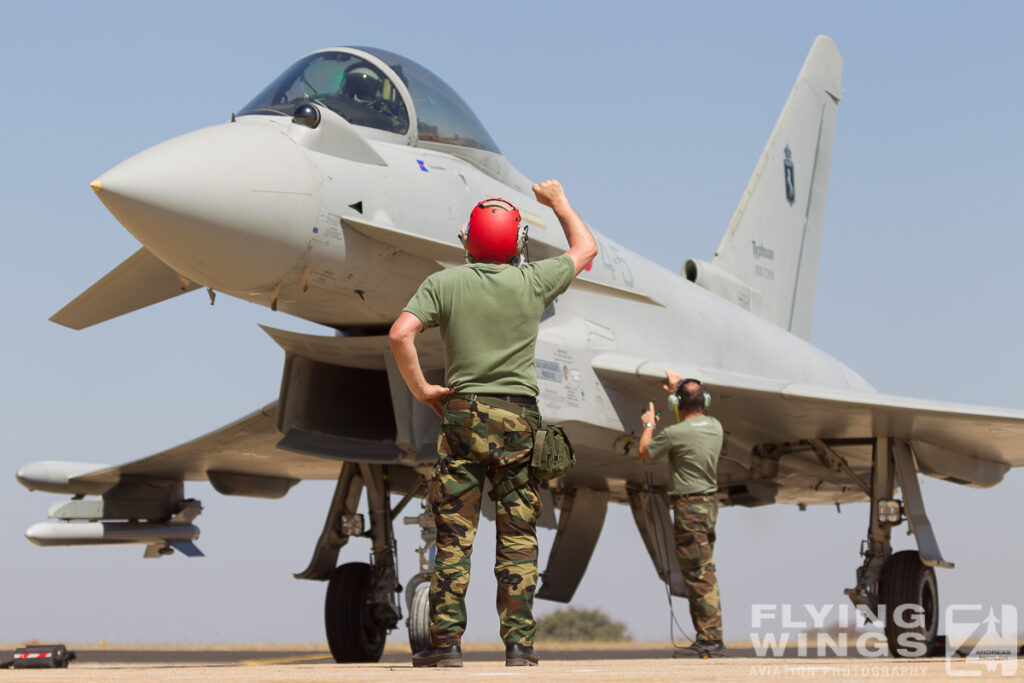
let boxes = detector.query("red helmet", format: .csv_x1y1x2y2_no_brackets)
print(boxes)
461,198,526,263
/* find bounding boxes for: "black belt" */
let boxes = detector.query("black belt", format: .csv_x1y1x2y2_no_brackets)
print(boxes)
453,392,537,407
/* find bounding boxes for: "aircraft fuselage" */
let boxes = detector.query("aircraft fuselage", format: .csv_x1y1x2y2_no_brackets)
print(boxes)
91,108,872,484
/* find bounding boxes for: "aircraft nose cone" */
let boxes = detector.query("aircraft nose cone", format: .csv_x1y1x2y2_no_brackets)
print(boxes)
93,120,319,292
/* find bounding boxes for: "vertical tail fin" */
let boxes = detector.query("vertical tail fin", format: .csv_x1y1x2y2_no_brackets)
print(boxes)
707,35,843,340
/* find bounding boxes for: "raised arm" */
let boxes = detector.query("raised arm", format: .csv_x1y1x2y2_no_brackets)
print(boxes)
637,401,660,460
662,369,683,393
532,179,598,278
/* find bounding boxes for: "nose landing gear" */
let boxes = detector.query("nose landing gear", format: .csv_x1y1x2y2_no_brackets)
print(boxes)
403,509,437,654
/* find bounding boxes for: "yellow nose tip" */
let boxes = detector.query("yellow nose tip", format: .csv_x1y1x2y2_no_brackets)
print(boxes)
89,178,103,193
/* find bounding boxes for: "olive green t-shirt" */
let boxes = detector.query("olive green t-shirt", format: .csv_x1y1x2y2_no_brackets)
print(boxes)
403,254,574,396
647,415,723,496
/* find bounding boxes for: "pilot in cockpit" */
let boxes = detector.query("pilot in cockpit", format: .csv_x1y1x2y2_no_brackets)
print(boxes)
341,65,382,106
336,63,404,131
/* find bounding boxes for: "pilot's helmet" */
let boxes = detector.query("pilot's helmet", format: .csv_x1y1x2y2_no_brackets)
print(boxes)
342,66,381,103
460,199,526,264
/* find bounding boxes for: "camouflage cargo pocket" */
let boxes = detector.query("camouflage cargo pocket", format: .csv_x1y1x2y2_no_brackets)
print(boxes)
486,406,535,468
437,399,474,457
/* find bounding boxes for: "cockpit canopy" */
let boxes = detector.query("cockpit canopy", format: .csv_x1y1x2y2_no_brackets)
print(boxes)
239,47,500,154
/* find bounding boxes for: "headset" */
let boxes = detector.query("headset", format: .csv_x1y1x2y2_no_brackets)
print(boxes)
667,378,711,422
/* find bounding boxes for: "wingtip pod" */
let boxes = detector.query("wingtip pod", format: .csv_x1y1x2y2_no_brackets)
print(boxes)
16,461,114,495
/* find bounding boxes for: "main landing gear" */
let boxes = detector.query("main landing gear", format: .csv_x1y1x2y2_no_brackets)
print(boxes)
325,561,387,662
824,437,952,657
297,462,425,662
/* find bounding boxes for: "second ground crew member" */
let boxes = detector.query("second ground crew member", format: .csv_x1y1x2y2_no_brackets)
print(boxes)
637,370,725,657
389,180,597,668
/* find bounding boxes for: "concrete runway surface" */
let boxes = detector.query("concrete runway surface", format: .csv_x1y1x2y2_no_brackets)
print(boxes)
0,644,1015,681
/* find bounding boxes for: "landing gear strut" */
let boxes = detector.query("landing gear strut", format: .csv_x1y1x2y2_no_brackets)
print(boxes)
840,438,951,657
403,509,436,654
299,463,416,663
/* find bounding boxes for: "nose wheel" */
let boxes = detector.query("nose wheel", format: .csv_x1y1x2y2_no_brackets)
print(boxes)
406,580,431,654
403,508,437,654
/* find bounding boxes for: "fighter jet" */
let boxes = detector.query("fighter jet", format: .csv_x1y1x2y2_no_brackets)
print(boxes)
16,37,1024,660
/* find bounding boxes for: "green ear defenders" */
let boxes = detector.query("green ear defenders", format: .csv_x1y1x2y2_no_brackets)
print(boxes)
667,378,711,421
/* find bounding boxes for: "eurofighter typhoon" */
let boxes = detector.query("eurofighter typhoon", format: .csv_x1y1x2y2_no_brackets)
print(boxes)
17,37,1024,659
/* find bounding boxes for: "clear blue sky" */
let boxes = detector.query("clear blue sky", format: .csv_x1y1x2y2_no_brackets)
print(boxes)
1,1,1021,645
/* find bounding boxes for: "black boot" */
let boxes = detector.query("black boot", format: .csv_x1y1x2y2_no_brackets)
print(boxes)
505,643,539,666
412,643,463,667
673,640,725,659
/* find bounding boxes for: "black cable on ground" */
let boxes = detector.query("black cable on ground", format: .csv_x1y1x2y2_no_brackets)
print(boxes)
641,460,695,650
642,460,733,659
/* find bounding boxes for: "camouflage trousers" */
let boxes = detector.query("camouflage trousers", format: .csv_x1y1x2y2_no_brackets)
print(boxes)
428,396,542,647
671,494,723,642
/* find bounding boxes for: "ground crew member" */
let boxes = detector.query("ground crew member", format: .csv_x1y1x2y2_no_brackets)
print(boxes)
637,370,725,657
389,180,597,668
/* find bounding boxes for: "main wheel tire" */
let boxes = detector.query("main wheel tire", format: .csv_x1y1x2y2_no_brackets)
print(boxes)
325,562,387,663
878,550,939,658
407,580,431,654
